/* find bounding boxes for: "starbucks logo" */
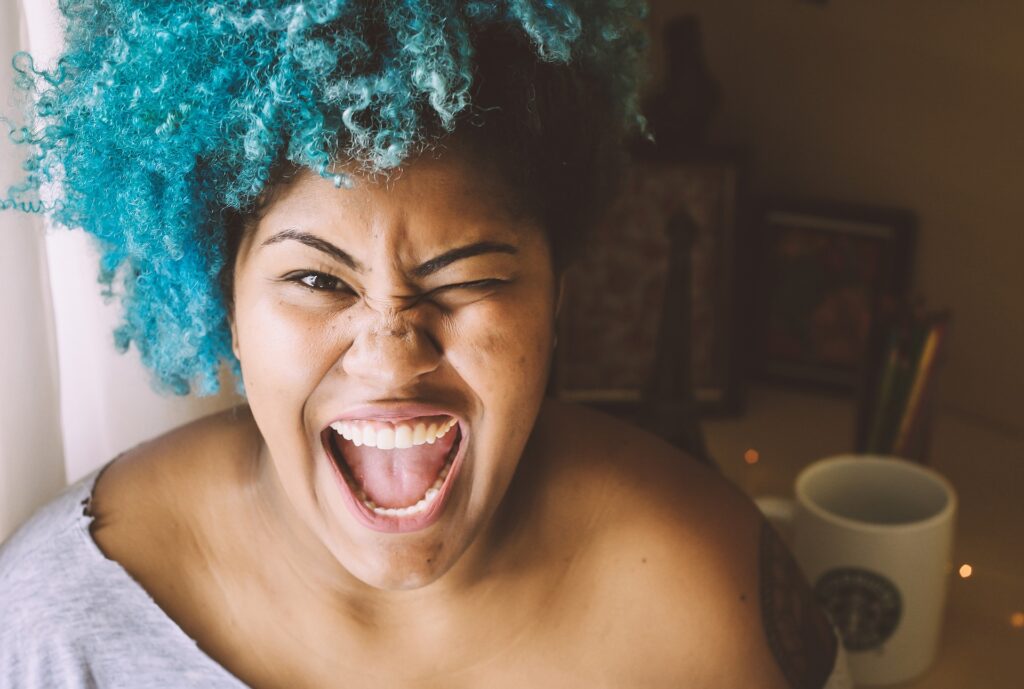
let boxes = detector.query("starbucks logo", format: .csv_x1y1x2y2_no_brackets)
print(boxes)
814,567,902,651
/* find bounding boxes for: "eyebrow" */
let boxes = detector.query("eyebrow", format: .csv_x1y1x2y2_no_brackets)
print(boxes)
410,240,518,278
260,230,518,278
261,229,364,272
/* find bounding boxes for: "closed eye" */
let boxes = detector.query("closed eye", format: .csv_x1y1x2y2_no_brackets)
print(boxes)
433,278,508,293
424,278,509,308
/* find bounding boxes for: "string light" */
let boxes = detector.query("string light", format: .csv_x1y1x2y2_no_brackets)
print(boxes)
1010,612,1024,629
744,449,760,465
958,564,973,578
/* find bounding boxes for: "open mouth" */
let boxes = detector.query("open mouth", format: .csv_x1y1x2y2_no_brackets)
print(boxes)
322,414,464,532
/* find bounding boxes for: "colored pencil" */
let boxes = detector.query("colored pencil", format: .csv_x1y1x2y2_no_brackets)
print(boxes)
892,317,949,457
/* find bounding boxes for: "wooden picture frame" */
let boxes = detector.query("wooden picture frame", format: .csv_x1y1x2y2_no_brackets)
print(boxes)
753,201,915,389
553,154,745,415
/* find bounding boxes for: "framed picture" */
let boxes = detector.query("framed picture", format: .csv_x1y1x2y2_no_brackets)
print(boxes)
753,201,915,388
554,154,745,414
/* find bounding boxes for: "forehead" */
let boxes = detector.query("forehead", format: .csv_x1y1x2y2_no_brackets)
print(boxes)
254,151,535,247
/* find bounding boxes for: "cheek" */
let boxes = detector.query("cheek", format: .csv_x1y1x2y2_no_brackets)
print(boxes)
444,296,554,406
234,289,347,403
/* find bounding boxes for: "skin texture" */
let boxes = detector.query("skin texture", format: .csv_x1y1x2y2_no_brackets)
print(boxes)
88,152,839,688
229,153,557,591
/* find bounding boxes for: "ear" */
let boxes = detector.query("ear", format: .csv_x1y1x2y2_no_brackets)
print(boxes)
226,235,248,362
554,272,567,319
230,316,240,360
225,280,240,359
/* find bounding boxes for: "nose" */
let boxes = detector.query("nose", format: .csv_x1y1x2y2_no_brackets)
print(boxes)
341,306,441,390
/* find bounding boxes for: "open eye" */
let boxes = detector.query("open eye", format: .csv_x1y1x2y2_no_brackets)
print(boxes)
285,271,353,294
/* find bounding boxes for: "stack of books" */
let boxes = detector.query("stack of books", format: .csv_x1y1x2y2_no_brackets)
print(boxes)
856,310,952,462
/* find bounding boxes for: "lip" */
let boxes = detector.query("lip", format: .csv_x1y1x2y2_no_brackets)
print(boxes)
320,407,468,534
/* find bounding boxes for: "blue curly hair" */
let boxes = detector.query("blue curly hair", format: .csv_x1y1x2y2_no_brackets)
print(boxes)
3,0,647,396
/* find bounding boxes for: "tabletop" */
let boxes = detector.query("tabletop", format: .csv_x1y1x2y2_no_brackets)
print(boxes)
703,385,1024,689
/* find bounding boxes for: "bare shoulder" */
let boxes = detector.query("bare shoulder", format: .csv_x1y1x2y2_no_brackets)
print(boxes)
531,401,838,688
91,405,256,504
88,406,258,575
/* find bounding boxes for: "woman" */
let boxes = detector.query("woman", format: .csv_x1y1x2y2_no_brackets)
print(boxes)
0,1,846,687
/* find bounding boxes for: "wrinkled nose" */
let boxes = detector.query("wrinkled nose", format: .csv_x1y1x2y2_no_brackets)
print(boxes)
341,311,441,389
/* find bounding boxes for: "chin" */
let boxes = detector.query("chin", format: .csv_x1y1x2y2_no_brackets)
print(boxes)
332,520,476,591
360,558,455,591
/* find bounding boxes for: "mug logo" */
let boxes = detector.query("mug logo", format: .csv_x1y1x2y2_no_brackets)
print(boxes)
814,567,902,651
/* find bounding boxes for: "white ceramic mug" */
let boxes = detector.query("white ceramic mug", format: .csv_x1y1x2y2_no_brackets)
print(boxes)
756,454,957,686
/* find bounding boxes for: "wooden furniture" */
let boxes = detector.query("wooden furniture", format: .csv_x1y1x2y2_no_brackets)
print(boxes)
636,209,711,465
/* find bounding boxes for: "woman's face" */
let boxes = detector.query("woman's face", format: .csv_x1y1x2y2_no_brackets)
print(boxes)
231,152,557,590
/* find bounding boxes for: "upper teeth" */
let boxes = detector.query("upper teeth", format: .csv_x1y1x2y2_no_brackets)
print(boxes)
330,418,457,449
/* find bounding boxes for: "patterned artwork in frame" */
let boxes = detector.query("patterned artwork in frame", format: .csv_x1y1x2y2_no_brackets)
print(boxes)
755,203,915,389
556,156,743,414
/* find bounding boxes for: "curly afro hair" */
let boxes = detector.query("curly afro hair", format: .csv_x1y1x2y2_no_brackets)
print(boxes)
3,0,647,396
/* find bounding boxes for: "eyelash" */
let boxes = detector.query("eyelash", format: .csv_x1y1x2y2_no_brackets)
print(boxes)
289,271,351,293
285,272,506,295
438,279,506,292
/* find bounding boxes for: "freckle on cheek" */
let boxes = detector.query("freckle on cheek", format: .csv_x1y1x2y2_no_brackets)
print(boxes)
468,331,504,361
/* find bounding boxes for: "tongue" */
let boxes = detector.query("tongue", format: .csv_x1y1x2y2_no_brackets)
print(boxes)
341,429,457,508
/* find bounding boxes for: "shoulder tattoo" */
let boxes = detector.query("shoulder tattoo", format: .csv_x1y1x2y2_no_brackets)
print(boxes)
759,519,838,689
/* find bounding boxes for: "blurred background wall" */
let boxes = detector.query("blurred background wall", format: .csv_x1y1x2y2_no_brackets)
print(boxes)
647,0,1023,432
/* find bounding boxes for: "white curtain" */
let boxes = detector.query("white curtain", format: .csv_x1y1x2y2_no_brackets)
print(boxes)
0,0,64,542
0,0,240,541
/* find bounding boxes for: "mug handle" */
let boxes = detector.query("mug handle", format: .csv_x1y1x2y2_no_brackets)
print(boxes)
754,496,797,544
